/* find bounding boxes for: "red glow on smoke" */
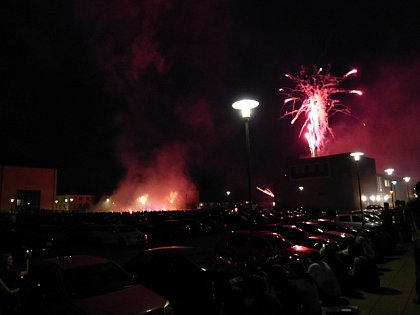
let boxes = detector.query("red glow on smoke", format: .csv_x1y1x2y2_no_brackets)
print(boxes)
280,66,362,157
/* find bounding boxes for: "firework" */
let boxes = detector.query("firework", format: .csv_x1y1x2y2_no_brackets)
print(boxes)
256,187,275,198
279,66,362,157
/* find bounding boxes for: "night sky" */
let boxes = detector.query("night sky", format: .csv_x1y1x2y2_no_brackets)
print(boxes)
1,1,420,205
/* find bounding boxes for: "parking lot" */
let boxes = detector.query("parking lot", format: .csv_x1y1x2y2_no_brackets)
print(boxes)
3,208,420,314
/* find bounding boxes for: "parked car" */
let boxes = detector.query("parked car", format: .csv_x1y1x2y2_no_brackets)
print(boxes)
291,221,354,249
334,213,382,231
124,245,243,315
256,223,340,250
92,224,148,246
150,219,193,240
309,218,358,236
215,230,317,268
2,224,65,257
21,255,174,315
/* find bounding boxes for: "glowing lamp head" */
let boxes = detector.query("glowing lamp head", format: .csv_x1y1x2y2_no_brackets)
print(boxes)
232,99,259,118
403,177,411,183
384,168,394,176
350,151,364,161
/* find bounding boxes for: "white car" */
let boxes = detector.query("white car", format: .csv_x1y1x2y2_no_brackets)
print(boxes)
334,213,382,230
92,224,148,246
22,255,173,315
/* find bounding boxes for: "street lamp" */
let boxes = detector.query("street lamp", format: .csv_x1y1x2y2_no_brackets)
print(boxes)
384,168,395,207
232,99,259,213
350,152,364,227
403,177,411,200
391,180,397,206
226,190,231,207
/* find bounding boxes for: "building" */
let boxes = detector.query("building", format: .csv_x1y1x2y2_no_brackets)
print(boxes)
55,194,96,212
0,165,57,212
275,152,378,213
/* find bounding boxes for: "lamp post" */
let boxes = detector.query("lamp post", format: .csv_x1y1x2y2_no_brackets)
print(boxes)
384,168,395,208
232,99,259,214
226,190,231,208
350,152,364,227
403,177,411,201
391,180,397,207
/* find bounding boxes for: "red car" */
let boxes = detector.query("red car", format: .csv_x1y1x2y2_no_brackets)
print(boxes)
22,255,174,315
292,221,355,249
215,229,317,268
257,223,340,250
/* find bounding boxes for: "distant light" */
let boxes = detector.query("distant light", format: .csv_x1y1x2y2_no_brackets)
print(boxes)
403,177,411,183
392,180,397,185
10,199,14,203
299,186,304,191
361,195,367,202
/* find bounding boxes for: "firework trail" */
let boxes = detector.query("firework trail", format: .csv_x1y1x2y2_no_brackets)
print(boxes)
279,66,362,157
256,187,275,198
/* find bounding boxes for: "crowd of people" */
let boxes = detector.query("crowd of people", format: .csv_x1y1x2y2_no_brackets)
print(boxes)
220,181,420,315
220,235,380,315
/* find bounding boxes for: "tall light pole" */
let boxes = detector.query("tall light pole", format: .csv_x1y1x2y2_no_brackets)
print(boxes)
384,168,395,208
392,180,397,206
350,152,364,227
403,177,411,201
232,99,259,214
226,190,231,208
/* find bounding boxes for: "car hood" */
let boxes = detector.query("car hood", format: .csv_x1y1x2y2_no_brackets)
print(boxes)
308,235,333,241
326,230,354,239
75,284,168,315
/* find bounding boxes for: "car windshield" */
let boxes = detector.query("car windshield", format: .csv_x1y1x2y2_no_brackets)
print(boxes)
283,226,311,238
264,233,293,249
62,262,136,299
298,223,327,234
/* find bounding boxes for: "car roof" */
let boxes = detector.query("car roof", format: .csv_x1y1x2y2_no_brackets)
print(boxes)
131,245,231,270
34,255,112,270
230,229,284,236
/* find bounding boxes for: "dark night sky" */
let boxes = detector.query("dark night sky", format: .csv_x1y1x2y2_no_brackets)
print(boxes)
1,0,420,204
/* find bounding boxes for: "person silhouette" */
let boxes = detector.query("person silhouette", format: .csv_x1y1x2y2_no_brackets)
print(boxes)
0,252,29,315
307,250,342,305
288,261,322,315
404,181,420,304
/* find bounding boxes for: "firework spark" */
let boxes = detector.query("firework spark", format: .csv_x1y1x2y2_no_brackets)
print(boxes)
256,187,275,198
167,191,178,204
279,66,362,157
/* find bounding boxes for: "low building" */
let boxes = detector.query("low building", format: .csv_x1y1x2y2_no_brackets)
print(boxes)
275,152,378,213
0,165,57,212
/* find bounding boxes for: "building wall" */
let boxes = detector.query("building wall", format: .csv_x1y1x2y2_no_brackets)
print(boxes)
0,165,57,212
275,153,378,213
